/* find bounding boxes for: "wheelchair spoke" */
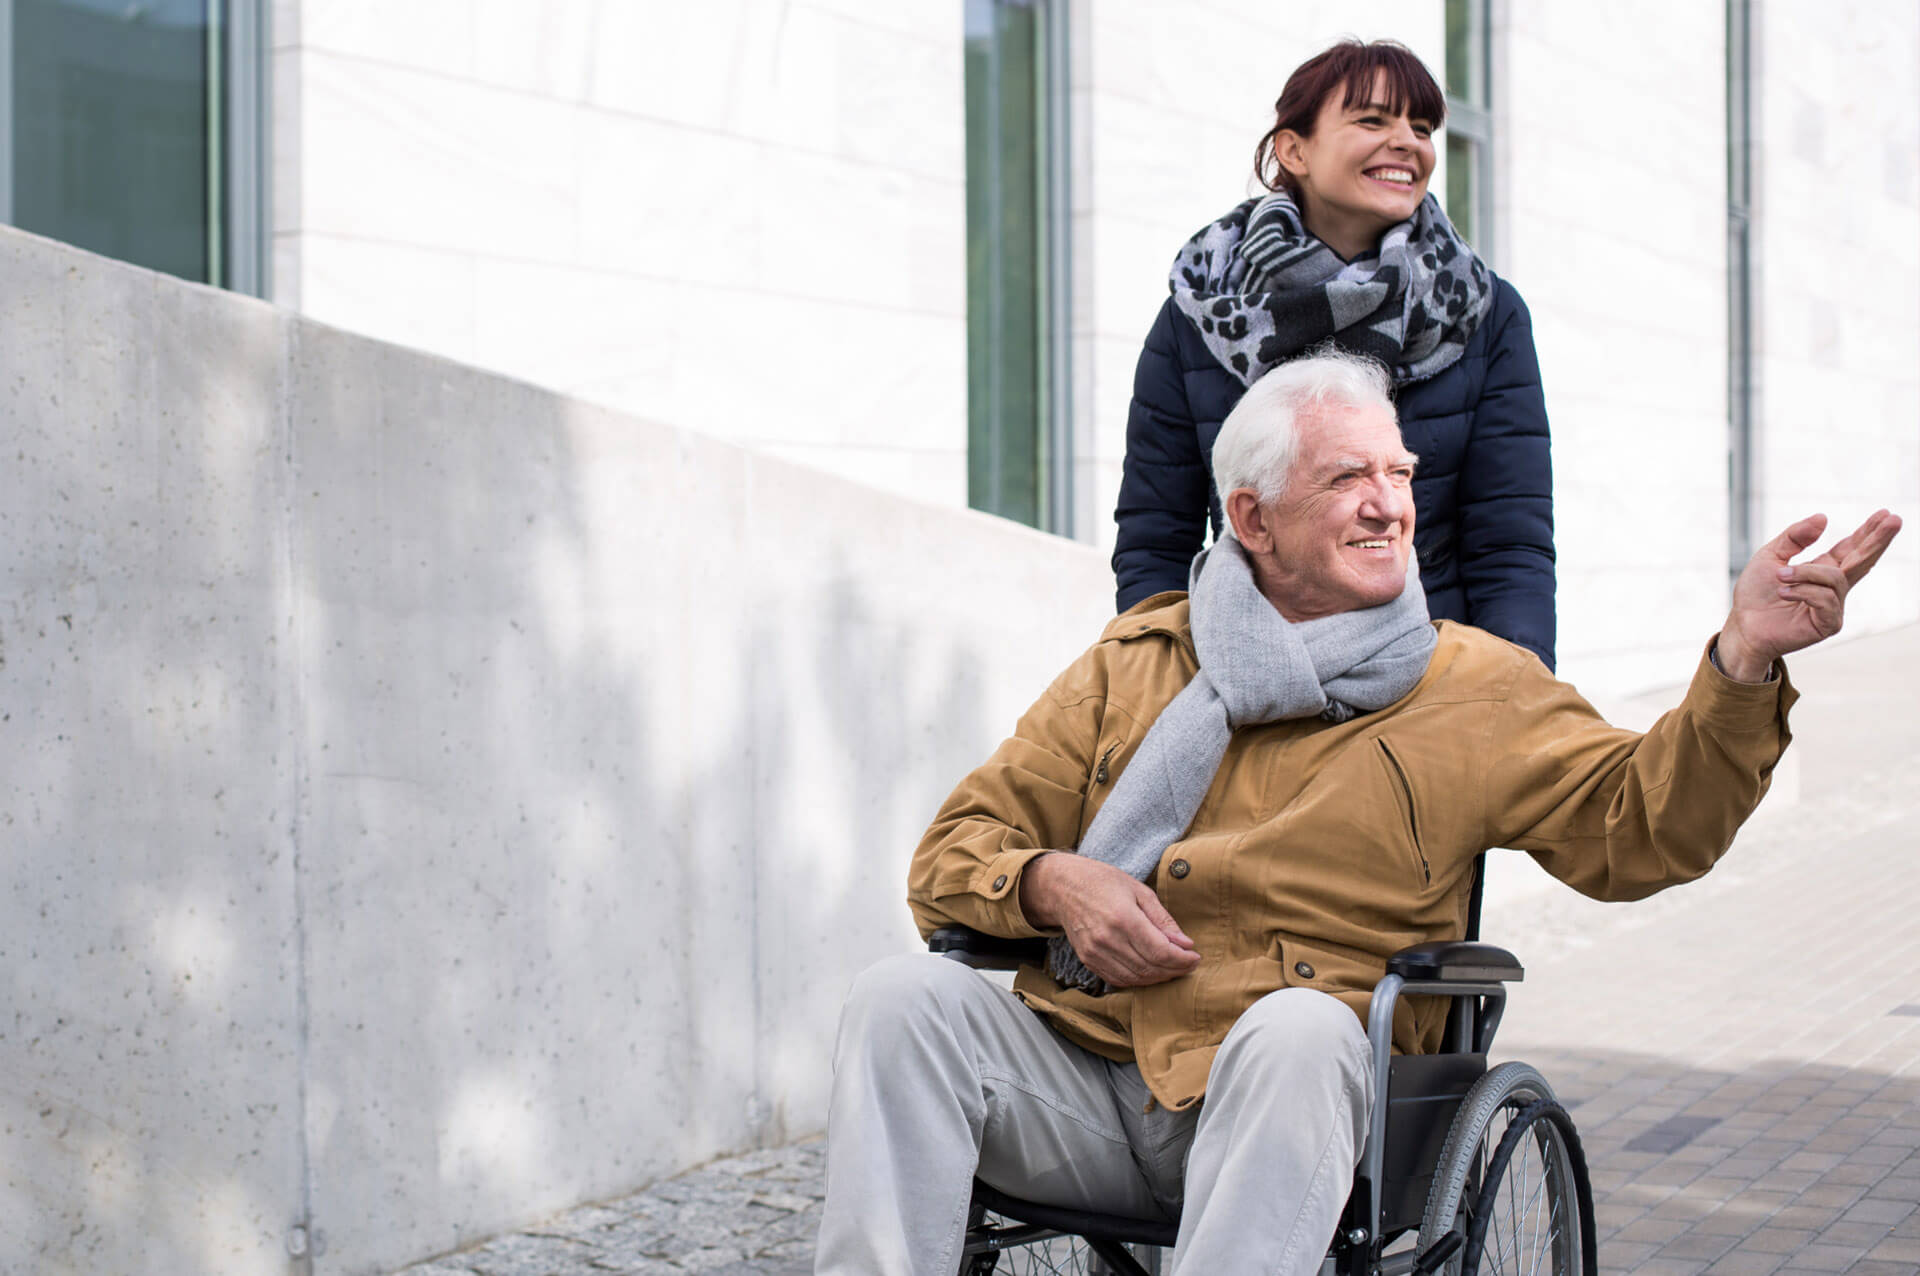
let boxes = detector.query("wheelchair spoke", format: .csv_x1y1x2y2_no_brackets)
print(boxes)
1471,1102,1576,1276
1514,1129,1544,1275
1482,1112,1578,1276
967,1215,1158,1276
1522,1137,1546,1276
1524,1132,1562,1276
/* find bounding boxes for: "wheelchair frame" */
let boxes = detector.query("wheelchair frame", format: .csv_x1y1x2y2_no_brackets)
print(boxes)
932,918,1591,1276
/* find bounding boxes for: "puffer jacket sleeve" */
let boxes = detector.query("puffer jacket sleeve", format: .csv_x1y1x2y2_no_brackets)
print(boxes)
1457,283,1557,668
1112,299,1211,612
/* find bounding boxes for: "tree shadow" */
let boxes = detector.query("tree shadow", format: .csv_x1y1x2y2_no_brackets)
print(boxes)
0,229,1108,1274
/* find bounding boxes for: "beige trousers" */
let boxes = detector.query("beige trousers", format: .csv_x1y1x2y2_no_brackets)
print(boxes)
815,953,1374,1276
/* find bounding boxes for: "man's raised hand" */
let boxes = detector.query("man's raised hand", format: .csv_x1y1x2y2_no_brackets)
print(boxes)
1717,509,1903,682
1019,852,1201,988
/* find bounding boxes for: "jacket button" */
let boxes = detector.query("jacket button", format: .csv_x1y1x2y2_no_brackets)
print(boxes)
1294,961,1316,980
1168,859,1190,879
992,874,1008,891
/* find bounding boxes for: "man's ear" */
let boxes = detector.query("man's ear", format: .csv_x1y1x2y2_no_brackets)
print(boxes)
1225,489,1275,553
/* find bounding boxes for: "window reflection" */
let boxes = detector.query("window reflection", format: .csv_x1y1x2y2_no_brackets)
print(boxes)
10,0,218,283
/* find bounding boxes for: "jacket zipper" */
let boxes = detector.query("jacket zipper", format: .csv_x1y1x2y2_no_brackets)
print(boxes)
1378,739,1431,886
1077,743,1124,845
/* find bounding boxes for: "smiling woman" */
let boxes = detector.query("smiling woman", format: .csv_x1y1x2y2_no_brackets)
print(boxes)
1112,39,1556,669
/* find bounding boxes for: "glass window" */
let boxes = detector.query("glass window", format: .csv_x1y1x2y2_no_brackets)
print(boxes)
2,0,265,292
963,0,1072,533
1443,0,1492,254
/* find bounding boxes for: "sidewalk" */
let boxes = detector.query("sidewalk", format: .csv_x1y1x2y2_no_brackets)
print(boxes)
396,624,1920,1276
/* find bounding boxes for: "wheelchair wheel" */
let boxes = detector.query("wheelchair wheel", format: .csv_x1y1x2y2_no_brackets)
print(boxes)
1415,1062,1595,1276
959,1207,1162,1276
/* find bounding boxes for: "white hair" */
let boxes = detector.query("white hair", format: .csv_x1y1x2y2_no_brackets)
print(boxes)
1211,348,1397,505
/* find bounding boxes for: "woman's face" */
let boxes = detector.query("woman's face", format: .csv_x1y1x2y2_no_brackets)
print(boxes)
1277,72,1437,258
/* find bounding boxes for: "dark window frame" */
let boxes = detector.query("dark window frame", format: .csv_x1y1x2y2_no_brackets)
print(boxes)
963,0,1073,535
0,0,268,295
1444,0,1494,260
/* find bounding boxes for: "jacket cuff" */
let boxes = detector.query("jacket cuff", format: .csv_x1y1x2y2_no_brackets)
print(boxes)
970,847,1056,938
1691,634,1800,731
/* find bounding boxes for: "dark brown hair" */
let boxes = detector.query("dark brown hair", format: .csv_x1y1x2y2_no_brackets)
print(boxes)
1254,40,1447,196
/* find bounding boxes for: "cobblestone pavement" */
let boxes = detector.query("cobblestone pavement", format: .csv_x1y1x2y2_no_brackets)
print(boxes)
397,626,1920,1276
394,1141,824,1276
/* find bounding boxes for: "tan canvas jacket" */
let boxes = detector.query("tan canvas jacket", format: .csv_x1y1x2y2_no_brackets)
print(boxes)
907,597,1797,1112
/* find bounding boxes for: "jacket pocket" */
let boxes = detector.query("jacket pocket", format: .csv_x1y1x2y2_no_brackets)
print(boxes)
1375,738,1431,888
1272,934,1378,997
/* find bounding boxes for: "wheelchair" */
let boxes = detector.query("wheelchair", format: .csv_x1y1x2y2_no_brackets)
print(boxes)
928,874,1596,1276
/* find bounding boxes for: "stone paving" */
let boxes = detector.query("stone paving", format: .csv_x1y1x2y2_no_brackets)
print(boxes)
394,1142,824,1276
396,626,1920,1276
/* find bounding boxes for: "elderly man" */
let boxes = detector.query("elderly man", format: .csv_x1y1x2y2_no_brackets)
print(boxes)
815,350,1901,1275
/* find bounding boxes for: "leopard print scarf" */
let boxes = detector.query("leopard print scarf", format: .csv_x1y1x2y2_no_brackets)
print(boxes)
1169,190,1492,387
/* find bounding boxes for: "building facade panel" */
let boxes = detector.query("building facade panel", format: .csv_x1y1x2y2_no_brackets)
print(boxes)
274,0,971,503
1752,1,1920,632
1499,0,1735,692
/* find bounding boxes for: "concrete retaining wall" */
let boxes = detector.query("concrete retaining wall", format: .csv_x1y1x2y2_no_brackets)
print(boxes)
0,226,1114,1274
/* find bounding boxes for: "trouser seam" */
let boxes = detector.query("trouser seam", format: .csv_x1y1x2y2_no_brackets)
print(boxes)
977,1064,1133,1144
935,1182,971,1276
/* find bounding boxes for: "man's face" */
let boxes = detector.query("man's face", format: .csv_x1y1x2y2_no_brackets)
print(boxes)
1256,401,1417,621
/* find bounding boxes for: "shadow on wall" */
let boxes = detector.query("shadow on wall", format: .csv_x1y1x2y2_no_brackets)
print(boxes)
0,246,305,1272
0,229,1086,1274
278,322,1016,1271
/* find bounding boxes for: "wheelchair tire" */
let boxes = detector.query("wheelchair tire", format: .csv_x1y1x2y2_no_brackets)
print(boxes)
1415,1062,1592,1276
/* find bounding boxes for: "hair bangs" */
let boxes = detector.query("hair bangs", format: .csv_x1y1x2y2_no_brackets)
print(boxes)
1335,43,1447,126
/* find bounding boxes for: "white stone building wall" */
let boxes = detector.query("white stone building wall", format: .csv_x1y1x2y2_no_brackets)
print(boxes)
1752,3,1920,634
1498,1,1739,694
265,0,1919,701
270,0,971,505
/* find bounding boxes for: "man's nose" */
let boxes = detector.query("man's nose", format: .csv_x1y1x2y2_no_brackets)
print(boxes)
1362,475,1407,519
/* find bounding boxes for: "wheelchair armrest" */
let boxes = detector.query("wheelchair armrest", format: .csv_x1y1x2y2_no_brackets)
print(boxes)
928,926,1049,971
1387,941,1524,984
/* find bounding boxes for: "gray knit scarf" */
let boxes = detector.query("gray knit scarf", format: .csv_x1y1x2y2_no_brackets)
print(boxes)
1046,538,1437,995
1169,189,1492,387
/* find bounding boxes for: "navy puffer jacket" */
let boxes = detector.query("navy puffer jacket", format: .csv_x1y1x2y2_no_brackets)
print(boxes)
1112,275,1556,669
